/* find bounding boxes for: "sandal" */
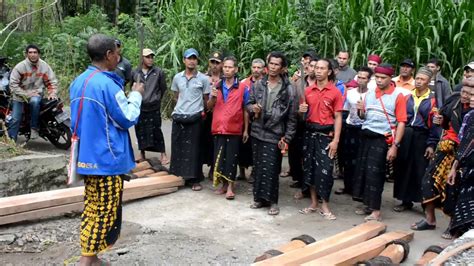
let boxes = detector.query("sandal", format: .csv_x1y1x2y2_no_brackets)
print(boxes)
280,171,291,178
299,207,319,214
268,205,280,216
441,228,453,240
250,202,264,209
319,210,336,220
191,183,203,191
355,207,372,215
364,214,382,222
411,219,436,231
225,192,235,200
334,188,347,195
393,203,413,212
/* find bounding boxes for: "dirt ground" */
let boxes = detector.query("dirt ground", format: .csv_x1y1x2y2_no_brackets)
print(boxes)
0,120,454,265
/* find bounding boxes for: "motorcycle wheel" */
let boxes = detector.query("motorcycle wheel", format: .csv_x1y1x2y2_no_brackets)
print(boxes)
46,122,72,150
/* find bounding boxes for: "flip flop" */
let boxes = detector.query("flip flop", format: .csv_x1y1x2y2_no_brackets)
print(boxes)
364,214,382,222
160,158,170,165
225,192,235,200
191,183,202,191
280,171,291,178
299,207,319,214
355,207,372,215
319,210,336,220
268,206,280,216
334,188,347,195
441,228,453,240
250,202,263,209
393,204,413,212
411,219,436,230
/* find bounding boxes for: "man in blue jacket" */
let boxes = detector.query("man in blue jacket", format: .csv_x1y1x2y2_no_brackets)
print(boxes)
70,34,144,266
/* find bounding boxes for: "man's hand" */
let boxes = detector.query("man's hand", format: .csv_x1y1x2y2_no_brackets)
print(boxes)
210,87,218,98
252,104,262,115
424,147,435,160
356,100,364,110
242,131,249,143
299,103,308,113
447,167,456,185
132,82,145,96
433,114,443,125
386,146,398,162
326,140,338,159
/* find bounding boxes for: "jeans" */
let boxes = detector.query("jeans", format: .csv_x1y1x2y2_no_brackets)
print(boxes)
7,96,41,141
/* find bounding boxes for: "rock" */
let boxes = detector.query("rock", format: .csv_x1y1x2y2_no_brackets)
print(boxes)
17,239,24,247
0,234,16,245
116,248,129,255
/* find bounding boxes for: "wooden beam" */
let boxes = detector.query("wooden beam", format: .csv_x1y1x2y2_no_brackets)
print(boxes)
302,231,414,266
430,242,474,266
131,161,152,173
254,221,386,266
0,187,179,225
0,175,183,216
254,235,316,262
359,240,410,264
147,171,169,177
416,245,444,265
132,169,155,178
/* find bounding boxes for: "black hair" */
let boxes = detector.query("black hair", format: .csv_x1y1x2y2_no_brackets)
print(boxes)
358,66,374,78
318,58,336,82
268,51,288,68
223,56,238,67
329,58,339,69
427,58,440,66
87,34,117,62
25,44,41,54
338,50,350,58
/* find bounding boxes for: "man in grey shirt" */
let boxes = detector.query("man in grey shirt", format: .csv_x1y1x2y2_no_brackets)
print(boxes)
335,50,357,83
426,58,452,107
169,48,210,191
114,39,132,89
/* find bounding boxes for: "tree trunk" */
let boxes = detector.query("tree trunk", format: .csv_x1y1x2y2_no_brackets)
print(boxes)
115,0,119,25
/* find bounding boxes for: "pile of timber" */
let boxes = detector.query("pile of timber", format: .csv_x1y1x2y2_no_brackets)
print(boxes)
0,160,182,226
253,221,414,265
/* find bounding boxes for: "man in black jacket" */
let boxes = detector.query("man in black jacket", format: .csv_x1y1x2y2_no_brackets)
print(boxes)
132,48,169,164
247,51,297,215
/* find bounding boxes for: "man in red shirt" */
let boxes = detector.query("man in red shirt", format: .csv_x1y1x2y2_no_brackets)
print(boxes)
298,58,343,220
207,56,249,200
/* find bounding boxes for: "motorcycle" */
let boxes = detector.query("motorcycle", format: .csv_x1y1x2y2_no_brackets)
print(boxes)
0,81,72,150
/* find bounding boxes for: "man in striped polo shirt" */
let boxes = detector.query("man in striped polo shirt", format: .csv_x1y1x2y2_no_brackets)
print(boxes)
352,64,407,221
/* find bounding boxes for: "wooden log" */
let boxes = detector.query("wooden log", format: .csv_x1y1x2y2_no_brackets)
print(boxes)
254,235,316,262
132,169,155,178
302,231,414,266
254,221,386,266
358,239,410,265
0,187,180,225
429,242,474,266
131,161,152,173
0,175,183,217
416,245,444,265
147,171,169,177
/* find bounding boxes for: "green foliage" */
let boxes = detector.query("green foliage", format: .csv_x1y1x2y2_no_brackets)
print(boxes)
1,0,472,117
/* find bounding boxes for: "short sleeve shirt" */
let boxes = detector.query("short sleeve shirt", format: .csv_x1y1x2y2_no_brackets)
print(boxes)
171,71,210,115
305,82,343,125
344,88,367,126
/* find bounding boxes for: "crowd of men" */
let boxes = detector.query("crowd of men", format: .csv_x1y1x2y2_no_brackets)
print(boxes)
3,35,473,265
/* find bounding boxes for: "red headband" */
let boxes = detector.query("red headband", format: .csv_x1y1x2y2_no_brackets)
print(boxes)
375,66,394,76
345,80,359,88
368,54,382,64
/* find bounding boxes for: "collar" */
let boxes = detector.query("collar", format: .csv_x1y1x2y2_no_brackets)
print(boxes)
222,77,239,90
339,65,349,71
375,83,396,98
411,88,431,99
395,75,414,85
308,81,335,91
181,70,198,78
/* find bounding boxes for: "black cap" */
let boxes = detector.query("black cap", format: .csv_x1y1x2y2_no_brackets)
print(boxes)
400,59,415,68
115,39,122,47
302,50,317,60
209,51,224,62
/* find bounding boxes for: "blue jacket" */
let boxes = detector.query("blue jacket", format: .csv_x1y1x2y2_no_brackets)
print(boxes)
70,66,142,175
406,90,441,148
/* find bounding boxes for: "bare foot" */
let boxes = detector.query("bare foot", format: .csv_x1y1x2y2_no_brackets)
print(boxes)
160,153,170,165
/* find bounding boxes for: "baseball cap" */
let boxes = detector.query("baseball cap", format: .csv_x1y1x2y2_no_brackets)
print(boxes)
209,51,223,62
400,59,415,68
142,48,155,57
464,61,474,71
183,48,199,59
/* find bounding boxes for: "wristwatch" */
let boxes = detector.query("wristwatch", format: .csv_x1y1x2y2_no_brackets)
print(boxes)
394,141,401,148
